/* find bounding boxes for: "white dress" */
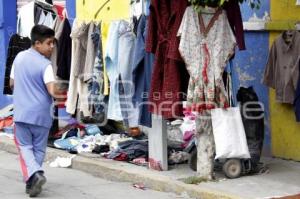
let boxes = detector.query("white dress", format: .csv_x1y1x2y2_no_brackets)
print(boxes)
178,6,236,112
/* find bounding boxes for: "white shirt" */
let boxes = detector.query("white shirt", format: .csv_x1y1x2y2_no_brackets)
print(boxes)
38,11,55,28
10,64,55,84
17,2,35,38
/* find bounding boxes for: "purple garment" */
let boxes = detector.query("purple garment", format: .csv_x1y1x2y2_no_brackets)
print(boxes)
146,0,190,118
223,0,246,50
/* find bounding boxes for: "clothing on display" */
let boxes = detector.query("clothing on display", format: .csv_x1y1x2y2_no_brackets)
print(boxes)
178,6,236,111
88,23,106,121
223,0,246,51
66,21,96,118
56,18,72,80
132,14,154,127
117,21,137,127
263,30,300,104
3,34,31,95
17,1,35,38
104,20,123,121
18,1,57,38
146,0,190,119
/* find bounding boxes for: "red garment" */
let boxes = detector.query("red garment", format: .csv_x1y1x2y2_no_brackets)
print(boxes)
0,116,13,130
146,0,189,119
114,153,128,161
54,4,65,20
223,0,246,50
51,123,85,139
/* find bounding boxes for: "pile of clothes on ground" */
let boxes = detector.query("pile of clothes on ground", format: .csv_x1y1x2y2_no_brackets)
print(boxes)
50,110,198,167
0,103,197,168
0,104,14,138
51,120,150,165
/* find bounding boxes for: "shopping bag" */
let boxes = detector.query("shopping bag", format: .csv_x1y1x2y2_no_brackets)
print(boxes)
211,107,250,159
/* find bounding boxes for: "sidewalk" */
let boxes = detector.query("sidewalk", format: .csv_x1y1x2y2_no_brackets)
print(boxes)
1,135,300,199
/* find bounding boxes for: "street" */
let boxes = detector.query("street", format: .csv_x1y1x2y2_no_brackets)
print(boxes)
0,151,190,199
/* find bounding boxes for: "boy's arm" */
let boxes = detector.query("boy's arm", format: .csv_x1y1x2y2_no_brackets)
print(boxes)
44,65,66,100
46,82,65,99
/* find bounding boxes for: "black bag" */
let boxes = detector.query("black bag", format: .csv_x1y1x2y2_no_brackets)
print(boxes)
237,86,264,170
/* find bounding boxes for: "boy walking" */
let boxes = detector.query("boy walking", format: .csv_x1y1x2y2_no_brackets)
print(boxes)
10,25,61,197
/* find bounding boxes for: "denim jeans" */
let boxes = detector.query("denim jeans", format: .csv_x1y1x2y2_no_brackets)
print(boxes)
131,15,154,127
105,21,123,121
118,21,138,127
88,23,105,115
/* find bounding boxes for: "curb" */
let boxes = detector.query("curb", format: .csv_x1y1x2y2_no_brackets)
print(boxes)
0,136,239,199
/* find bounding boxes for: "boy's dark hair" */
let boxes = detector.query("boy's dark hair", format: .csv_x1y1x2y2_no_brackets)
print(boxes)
30,25,55,45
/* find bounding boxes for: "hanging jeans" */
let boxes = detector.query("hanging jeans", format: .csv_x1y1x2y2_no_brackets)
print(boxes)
131,15,154,127
105,21,123,121
117,21,138,128
87,23,106,123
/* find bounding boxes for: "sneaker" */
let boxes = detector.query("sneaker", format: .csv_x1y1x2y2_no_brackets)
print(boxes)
25,182,31,194
53,136,80,151
28,171,46,197
26,183,41,195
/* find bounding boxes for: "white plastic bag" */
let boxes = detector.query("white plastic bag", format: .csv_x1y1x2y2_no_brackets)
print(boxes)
211,107,250,159
49,155,76,168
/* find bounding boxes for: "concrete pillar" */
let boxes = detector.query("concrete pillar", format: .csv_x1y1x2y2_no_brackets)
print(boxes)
147,114,168,171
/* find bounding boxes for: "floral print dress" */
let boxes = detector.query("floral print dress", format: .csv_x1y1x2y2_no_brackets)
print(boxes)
178,6,236,112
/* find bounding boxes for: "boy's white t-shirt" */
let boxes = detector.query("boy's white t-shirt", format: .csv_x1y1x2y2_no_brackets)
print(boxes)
10,64,55,84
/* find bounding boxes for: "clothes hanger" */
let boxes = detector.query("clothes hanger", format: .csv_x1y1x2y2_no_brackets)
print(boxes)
36,3,54,12
283,24,295,44
35,0,53,9
36,7,64,19
199,6,218,15
35,0,57,20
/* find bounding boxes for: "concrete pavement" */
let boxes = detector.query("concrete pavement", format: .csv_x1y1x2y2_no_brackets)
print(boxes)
0,150,193,199
1,134,300,199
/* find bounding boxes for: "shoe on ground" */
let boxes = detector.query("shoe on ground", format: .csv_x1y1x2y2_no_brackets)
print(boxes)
28,171,46,197
25,182,30,194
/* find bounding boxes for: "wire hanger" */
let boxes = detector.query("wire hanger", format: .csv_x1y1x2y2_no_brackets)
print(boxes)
130,0,146,18
36,6,67,19
199,6,218,15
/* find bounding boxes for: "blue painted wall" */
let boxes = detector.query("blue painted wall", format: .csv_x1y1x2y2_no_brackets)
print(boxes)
0,0,16,109
240,0,269,21
232,0,271,155
66,0,76,25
